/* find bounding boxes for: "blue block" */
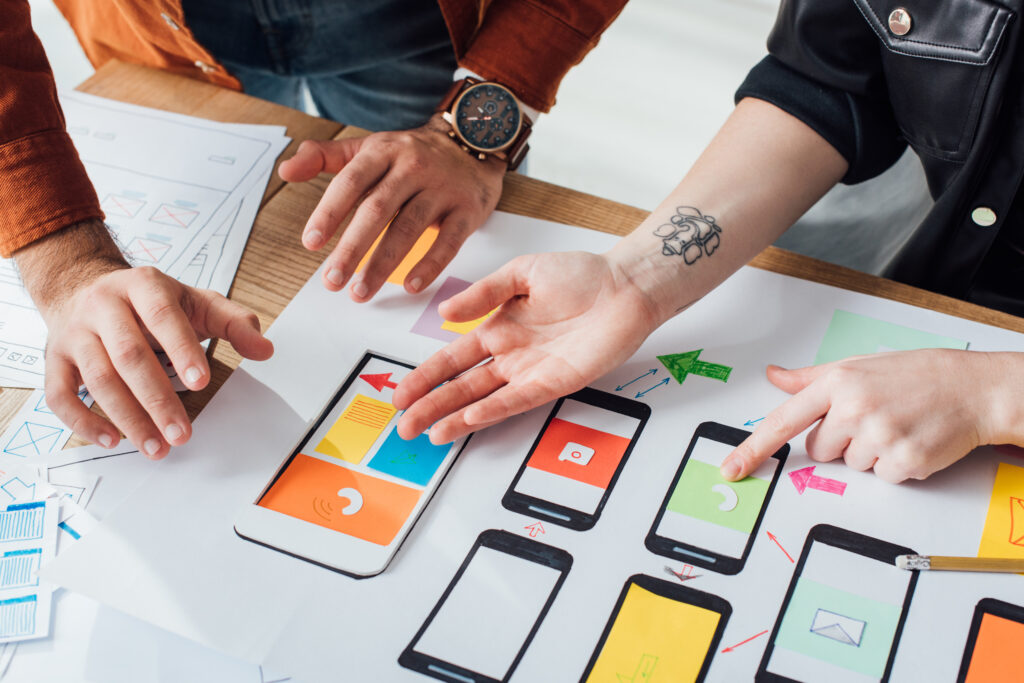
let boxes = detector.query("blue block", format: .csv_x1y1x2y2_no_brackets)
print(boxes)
367,429,450,486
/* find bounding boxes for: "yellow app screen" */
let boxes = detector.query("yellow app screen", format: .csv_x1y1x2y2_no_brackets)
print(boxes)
586,583,720,683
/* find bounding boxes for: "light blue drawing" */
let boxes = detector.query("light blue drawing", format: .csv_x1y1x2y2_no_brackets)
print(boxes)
0,595,36,637
0,549,41,589
3,423,64,457
57,521,80,540
0,478,35,505
0,502,45,543
33,388,87,416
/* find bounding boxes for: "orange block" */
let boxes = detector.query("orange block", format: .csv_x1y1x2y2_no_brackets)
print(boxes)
355,225,438,285
260,454,420,546
525,418,631,490
965,613,1024,682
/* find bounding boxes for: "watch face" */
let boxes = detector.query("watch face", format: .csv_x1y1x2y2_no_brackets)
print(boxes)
453,83,522,153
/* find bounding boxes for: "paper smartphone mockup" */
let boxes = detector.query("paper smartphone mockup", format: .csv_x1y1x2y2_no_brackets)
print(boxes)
645,421,788,574
502,388,650,530
580,574,731,683
956,597,1024,682
756,524,918,683
234,351,468,578
399,529,572,683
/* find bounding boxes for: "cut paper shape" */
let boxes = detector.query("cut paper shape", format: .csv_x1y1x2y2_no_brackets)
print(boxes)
810,608,865,647
0,549,41,590
356,225,438,285
359,372,398,392
814,310,968,365
0,503,45,543
440,309,494,335
667,460,768,534
150,203,200,229
259,454,420,546
525,418,631,490
657,350,732,384
711,483,738,512
558,442,595,466
0,595,36,638
410,276,472,343
366,429,449,487
100,193,146,218
964,612,1024,682
789,466,847,496
315,394,396,464
3,423,64,458
125,237,172,264
978,463,1024,563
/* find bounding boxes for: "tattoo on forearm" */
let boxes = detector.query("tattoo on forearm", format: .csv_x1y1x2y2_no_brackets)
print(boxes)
653,206,722,265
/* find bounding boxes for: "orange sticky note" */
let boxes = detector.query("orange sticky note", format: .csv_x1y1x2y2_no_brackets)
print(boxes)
316,394,396,464
440,309,494,334
355,226,438,285
978,463,1024,564
525,418,631,490
260,454,421,546
964,613,1024,682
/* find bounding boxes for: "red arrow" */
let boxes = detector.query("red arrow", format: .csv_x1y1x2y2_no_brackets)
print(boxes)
789,466,847,496
721,629,770,653
524,522,545,538
359,372,398,392
766,531,794,563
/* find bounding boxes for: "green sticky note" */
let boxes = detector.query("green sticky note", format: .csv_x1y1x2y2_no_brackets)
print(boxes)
666,461,768,533
814,310,967,365
774,578,902,678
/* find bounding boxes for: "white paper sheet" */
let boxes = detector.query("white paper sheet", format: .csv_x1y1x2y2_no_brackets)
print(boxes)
40,211,1024,681
0,390,94,460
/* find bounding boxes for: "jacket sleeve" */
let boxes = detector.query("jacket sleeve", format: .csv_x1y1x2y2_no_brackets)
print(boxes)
735,0,907,184
0,1,103,257
442,0,628,113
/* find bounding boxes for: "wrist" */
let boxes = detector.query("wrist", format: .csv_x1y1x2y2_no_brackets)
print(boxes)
14,219,128,316
425,113,509,174
979,351,1024,446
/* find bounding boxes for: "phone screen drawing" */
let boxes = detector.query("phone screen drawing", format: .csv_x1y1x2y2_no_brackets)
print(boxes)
400,529,572,683
502,388,650,530
956,597,1024,682
645,421,788,574
580,574,730,683
757,524,918,683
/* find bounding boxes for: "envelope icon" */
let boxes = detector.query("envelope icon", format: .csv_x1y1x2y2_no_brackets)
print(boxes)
810,608,866,647
1010,497,1024,547
3,422,64,457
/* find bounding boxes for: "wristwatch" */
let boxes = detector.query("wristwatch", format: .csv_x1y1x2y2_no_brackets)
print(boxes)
436,77,533,171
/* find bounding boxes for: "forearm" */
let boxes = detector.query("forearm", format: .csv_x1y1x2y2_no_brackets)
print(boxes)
981,351,1024,446
609,98,849,325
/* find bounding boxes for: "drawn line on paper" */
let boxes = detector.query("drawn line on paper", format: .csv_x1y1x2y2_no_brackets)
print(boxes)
0,503,45,542
0,549,41,589
617,653,658,682
0,595,36,638
721,629,770,653
614,368,657,392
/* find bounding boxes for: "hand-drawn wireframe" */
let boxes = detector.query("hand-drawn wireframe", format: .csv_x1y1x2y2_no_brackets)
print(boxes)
502,387,650,531
756,525,918,682
0,549,41,590
100,193,146,218
580,574,731,683
150,203,201,229
0,388,94,458
646,422,788,575
956,597,1024,682
125,237,173,264
0,503,46,544
0,595,36,638
653,206,722,265
399,529,572,683
3,423,63,458
0,479,35,505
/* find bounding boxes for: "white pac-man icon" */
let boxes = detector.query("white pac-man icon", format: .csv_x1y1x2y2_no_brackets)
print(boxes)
711,483,738,512
337,487,363,515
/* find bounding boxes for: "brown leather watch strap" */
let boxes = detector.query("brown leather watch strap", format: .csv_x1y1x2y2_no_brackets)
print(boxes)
435,77,478,114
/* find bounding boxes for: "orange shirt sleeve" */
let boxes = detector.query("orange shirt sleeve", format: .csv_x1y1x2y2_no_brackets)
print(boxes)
441,0,628,113
0,1,103,257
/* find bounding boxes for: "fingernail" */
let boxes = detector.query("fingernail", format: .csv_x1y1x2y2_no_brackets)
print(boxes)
305,230,322,247
352,278,369,299
98,434,114,448
185,366,202,384
327,268,345,286
144,438,162,457
721,460,741,480
409,277,423,293
165,424,184,442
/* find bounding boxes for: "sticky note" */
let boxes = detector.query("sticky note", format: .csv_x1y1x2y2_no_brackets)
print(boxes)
356,226,438,285
440,310,494,335
260,454,420,546
814,310,967,365
525,418,631,490
964,613,1024,682
585,584,719,683
978,463,1024,562
367,429,450,487
315,394,396,464
666,460,770,534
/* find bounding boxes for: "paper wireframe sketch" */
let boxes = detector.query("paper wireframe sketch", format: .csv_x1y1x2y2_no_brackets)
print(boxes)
0,499,57,643
0,389,94,459
810,608,866,647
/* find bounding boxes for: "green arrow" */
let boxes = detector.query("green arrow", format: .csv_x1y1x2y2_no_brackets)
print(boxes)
657,349,732,384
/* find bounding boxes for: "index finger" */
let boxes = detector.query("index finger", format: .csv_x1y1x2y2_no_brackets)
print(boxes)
721,379,832,480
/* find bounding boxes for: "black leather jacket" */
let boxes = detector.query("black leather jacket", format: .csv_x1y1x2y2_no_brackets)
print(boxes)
737,0,1024,315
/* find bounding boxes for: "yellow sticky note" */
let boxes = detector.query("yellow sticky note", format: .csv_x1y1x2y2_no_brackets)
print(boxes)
978,462,1024,562
440,310,494,335
355,226,438,285
586,584,720,683
315,394,396,464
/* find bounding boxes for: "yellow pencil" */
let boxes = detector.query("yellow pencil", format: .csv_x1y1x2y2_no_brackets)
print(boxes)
895,554,1024,573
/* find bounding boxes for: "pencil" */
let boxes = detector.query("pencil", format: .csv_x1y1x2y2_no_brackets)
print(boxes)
895,554,1024,573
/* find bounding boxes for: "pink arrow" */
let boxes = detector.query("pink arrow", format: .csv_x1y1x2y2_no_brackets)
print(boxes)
359,372,398,392
524,522,545,538
789,466,847,496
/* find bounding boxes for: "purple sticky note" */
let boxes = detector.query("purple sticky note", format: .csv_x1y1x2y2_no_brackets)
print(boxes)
410,276,473,342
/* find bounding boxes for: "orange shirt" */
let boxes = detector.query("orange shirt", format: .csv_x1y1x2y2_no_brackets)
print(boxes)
1,0,627,257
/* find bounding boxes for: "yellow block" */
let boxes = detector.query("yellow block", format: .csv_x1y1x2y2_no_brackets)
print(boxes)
315,394,396,464
978,462,1024,563
355,226,438,285
586,584,720,683
440,309,494,335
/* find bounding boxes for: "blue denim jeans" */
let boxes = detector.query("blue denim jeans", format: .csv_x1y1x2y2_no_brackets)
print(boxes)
181,0,457,131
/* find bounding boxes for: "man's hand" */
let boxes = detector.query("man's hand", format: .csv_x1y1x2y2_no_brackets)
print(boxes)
278,114,505,302
16,220,274,459
393,251,661,444
720,350,1023,484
